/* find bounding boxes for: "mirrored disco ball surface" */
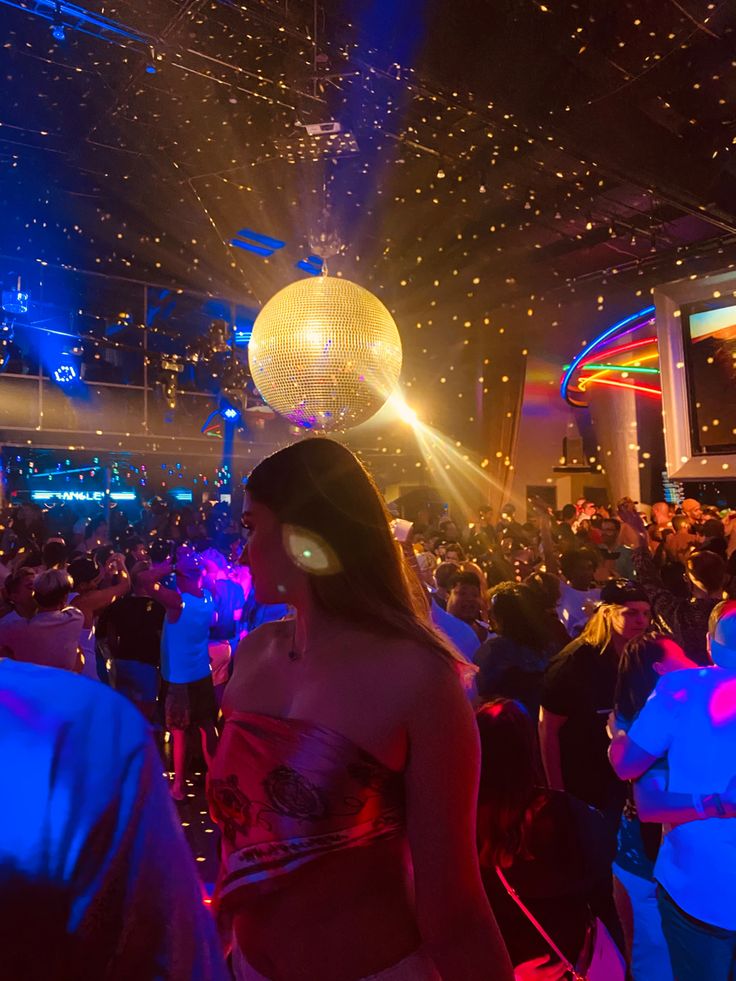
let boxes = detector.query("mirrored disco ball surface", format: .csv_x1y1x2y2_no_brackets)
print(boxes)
248,276,403,431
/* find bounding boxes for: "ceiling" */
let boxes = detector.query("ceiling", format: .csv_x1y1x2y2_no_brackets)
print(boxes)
1,0,736,464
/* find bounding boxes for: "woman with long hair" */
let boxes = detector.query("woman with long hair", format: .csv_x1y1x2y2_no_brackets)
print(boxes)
476,699,615,976
539,580,652,817
474,583,551,717
611,634,695,980
523,572,570,654
209,437,512,981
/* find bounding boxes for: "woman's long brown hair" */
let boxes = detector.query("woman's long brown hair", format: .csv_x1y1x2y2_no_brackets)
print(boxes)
246,437,467,670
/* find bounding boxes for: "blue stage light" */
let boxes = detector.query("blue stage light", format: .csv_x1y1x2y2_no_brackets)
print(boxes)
50,2,65,42
218,397,243,427
53,363,77,385
1,290,28,315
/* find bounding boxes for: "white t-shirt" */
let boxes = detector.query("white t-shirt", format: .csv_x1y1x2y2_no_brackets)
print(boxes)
0,659,229,979
556,581,600,637
628,666,736,929
0,607,84,671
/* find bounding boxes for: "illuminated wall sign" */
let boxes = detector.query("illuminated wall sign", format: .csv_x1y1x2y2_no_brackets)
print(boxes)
31,490,136,502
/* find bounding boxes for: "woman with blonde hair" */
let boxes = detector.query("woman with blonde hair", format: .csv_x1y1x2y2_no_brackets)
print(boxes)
539,580,651,817
210,437,512,981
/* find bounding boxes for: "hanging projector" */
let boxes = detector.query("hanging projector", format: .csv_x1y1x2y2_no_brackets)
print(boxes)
304,121,342,136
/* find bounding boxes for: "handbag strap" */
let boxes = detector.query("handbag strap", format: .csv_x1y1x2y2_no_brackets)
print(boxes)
495,866,580,978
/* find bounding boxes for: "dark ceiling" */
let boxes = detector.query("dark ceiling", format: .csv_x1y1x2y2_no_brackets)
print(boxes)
1,0,736,462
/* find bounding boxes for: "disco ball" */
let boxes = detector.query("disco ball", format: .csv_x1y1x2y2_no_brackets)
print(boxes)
248,275,403,431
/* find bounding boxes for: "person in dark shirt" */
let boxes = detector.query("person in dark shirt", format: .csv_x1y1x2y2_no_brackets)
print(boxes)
524,571,571,654
554,504,578,553
477,699,616,975
105,561,165,721
474,583,552,718
539,580,651,819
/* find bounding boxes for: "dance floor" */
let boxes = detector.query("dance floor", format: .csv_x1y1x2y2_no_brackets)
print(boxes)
161,737,220,896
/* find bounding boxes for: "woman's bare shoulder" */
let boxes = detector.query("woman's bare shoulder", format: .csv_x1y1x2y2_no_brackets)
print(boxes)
226,618,292,679
222,619,295,717
240,616,293,645
368,635,469,707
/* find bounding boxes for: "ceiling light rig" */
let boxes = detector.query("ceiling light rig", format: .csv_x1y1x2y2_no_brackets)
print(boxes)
50,2,65,42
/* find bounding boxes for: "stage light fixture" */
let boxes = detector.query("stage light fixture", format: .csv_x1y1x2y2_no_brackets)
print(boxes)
145,45,160,74
50,3,65,41
1,290,28,315
53,363,77,385
218,397,243,425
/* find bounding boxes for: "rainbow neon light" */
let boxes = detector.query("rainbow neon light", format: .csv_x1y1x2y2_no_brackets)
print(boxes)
577,378,662,397
561,306,659,407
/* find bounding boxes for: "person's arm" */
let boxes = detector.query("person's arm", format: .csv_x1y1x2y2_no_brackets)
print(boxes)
150,582,183,621
136,560,173,595
73,555,131,621
514,956,568,980
608,729,659,781
538,707,567,791
532,500,559,576
405,660,513,981
138,558,182,617
618,507,667,584
608,677,680,780
634,767,736,825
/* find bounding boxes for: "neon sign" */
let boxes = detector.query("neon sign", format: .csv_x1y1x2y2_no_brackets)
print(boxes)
560,307,659,407
31,490,136,502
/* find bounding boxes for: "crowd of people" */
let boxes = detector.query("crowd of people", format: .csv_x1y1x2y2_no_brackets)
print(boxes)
2,457,736,980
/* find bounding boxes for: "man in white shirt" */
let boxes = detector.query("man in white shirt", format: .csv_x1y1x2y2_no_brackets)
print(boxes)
609,600,736,979
0,569,83,671
0,658,229,980
556,549,601,637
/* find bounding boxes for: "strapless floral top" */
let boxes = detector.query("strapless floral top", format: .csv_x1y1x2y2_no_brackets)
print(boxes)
208,711,405,908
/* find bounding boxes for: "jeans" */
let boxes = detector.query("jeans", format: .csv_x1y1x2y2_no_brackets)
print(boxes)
658,887,736,981
612,863,673,981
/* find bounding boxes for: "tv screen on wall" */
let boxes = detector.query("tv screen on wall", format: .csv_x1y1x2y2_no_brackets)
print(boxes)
681,299,736,455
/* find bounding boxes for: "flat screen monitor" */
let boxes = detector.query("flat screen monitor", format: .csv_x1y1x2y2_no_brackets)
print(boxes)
681,300,736,455
655,270,736,479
